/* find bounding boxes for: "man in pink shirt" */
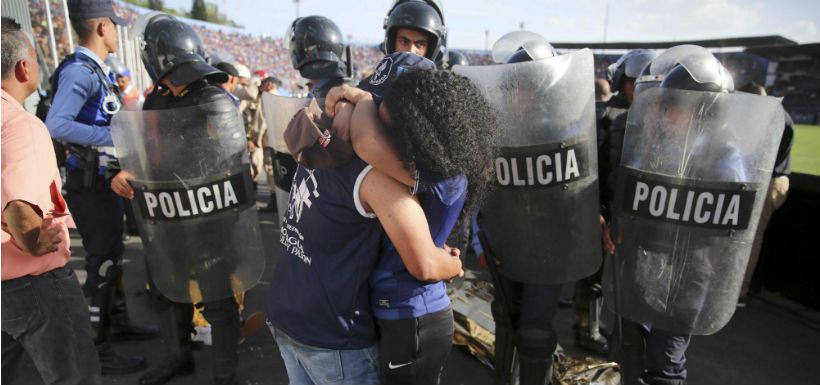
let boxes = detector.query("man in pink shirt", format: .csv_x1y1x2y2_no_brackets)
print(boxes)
1,17,101,384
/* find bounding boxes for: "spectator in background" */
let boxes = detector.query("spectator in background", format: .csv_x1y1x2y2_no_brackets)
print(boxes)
252,76,282,212
738,82,794,306
105,54,144,110
214,60,251,105
1,16,101,385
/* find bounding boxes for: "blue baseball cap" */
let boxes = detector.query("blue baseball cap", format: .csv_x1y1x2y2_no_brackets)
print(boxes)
359,51,436,104
68,0,128,26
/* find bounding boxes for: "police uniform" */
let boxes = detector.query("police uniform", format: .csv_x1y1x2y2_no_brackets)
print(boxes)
45,0,153,374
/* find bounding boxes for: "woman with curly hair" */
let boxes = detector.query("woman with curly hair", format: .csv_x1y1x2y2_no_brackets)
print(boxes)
326,52,500,385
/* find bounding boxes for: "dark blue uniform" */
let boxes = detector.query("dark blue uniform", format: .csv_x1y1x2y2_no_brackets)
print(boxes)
45,47,127,340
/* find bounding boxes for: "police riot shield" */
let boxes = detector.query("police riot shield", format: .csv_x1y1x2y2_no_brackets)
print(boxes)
454,49,601,284
602,87,785,334
261,93,309,221
111,102,265,303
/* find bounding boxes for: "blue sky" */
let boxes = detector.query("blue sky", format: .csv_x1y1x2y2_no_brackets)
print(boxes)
161,0,820,49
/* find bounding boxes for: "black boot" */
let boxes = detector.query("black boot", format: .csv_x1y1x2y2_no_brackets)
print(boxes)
138,357,195,385
203,298,240,385
87,266,147,375
140,301,195,385
110,272,160,341
515,328,556,385
639,374,687,385
609,318,646,385
97,342,147,375
491,299,516,385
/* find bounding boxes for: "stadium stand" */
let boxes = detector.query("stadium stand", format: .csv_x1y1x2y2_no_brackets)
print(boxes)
27,0,818,114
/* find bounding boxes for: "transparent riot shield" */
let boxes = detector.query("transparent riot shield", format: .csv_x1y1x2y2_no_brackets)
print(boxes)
454,49,601,284
111,102,265,303
261,93,310,222
602,87,785,334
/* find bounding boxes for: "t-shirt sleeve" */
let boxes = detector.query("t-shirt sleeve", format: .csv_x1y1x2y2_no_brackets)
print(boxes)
1,116,51,216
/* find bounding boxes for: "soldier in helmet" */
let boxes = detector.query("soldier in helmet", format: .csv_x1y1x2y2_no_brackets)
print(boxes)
110,12,244,385
574,49,658,355
383,0,447,65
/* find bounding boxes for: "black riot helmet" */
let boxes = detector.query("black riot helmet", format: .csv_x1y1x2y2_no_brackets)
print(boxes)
607,49,657,92
132,12,227,86
384,0,446,62
287,16,347,80
660,54,734,93
445,49,469,68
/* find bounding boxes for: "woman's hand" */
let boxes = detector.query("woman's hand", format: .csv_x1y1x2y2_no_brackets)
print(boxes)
325,85,374,118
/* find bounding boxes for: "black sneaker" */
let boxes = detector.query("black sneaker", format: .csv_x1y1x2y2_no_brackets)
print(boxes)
98,344,147,375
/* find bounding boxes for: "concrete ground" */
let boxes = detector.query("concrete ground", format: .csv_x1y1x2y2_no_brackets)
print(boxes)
7,190,820,385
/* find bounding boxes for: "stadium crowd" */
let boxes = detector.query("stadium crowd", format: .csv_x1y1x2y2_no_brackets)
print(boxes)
30,0,797,100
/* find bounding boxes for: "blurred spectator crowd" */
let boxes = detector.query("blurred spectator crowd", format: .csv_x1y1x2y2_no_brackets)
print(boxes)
27,0,817,122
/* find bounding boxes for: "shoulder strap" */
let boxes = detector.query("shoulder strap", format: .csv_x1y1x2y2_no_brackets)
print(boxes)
50,53,110,99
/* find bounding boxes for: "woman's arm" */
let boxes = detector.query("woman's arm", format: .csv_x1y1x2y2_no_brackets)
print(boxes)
359,168,463,282
326,85,415,187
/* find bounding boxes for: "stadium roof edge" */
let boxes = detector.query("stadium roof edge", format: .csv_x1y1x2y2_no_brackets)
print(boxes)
745,43,820,60
551,35,797,50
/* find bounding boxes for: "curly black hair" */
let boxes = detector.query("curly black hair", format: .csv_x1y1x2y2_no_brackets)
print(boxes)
382,69,500,244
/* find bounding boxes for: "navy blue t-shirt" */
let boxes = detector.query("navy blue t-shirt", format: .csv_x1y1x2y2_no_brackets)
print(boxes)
370,175,468,320
267,158,382,349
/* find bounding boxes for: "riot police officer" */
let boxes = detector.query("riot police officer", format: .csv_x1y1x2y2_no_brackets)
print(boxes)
604,46,783,385
383,0,447,65
288,15,349,99
462,32,601,385
110,12,243,385
574,49,658,355
45,0,155,375
262,15,351,221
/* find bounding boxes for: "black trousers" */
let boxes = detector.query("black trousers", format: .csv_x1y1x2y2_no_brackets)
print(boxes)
1,267,101,385
64,170,124,297
493,275,563,331
376,308,454,385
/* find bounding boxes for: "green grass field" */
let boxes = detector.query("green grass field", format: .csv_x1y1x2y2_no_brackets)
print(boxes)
793,124,820,176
